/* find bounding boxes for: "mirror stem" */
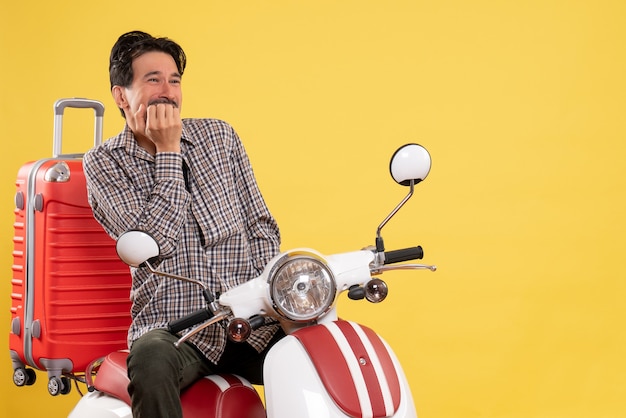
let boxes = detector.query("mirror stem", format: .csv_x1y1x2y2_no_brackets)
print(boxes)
144,260,213,303
376,179,415,252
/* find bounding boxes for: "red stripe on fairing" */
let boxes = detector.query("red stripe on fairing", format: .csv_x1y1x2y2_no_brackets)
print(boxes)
334,321,387,416
294,323,361,416
359,324,402,412
293,320,402,417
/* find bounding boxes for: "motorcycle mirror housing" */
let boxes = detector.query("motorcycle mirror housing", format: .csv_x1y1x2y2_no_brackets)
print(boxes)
389,143,431,186
375,143,432,254
116,230,160,267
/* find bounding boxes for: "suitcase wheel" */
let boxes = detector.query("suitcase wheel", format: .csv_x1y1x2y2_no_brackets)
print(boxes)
48,376,72,396
13,367,37,387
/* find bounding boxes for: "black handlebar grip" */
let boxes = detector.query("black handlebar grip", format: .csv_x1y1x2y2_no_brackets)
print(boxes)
249,315,266,331
168,309,212,334
384,246,424,264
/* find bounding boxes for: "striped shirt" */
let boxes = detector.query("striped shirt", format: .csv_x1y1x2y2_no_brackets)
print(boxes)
83,118,281,363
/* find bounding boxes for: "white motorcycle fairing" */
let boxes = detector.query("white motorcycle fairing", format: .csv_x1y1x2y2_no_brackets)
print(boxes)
264,319,417,418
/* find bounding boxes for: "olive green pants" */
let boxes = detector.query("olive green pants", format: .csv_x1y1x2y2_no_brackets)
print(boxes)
126,328,284,418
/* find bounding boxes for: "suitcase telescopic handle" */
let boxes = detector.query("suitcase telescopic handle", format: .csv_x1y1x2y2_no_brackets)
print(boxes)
53,98,105,158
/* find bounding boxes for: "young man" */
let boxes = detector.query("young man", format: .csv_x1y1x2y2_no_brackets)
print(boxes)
83,31,283,418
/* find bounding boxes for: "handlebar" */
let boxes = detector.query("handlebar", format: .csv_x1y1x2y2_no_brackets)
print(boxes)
166,245,430,340
168,309,213,334
383,246,423,264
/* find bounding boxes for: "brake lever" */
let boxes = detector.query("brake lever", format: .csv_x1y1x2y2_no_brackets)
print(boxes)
174,311,231,348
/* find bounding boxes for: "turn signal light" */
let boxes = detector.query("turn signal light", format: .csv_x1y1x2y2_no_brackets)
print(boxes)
227,318,251,342
365,279,388,303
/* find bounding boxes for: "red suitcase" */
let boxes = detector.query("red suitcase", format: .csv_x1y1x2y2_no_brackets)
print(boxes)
9,98,132,396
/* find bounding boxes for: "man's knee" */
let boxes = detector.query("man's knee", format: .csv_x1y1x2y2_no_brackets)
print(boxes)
128,329,179,379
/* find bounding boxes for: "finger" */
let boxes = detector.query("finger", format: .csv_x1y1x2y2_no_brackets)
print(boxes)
157,103,167,120
147,103,160,122
159,103,175,124
145,104,154,127
158,102,175,120
171,105,180,121
134,104,147,133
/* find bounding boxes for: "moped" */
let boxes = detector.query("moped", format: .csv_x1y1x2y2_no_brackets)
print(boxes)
68,143,436,418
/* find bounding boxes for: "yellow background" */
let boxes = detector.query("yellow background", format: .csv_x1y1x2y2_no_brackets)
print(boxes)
1,1,625,417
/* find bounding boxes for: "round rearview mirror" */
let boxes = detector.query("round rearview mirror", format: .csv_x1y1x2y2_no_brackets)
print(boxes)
389,143,431,186
116,230,160,267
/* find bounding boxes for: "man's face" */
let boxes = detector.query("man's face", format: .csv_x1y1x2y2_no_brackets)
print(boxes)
113,51,183,128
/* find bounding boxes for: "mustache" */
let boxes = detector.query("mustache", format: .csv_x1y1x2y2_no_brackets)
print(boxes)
148,98,179,108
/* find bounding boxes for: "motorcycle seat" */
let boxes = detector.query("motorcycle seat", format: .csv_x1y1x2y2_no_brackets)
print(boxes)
93,350,132,405
93,350,266,417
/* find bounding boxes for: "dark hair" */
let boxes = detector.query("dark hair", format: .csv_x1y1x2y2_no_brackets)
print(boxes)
109,31,187,116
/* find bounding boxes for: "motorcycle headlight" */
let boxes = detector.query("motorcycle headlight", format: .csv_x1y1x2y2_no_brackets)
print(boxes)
268,251,336,322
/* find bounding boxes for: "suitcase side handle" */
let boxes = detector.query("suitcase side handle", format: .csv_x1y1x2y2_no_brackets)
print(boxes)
53,98,105,158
